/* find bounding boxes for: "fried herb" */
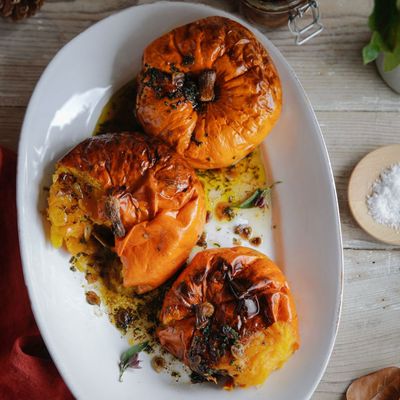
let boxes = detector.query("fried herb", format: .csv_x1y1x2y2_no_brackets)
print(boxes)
181,78,199,107
85,291,100,306
118,342,148,382
250,237,262,246
143,67,170,98
114,307,135,332
188,318,240,381
222,205,235,220
142,66,200,109
196,232,207,248
232,237,241,245
190,371,207,384
191,136,203,146
151,356,166,373
221,325,240,342
171,371,181,378
234,224,252,239
182,54,195,66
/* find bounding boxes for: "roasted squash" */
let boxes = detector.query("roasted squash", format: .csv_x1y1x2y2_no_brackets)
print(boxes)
47,132,206,293
136,16,282,169
157,246,299,388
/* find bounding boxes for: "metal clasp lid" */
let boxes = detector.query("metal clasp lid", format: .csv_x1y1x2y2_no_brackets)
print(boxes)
288,0,323,45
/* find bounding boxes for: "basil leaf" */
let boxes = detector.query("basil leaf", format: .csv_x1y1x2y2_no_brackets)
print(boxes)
118,342,148,382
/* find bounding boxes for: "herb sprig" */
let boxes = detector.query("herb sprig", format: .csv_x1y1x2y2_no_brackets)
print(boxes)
118,342,148,382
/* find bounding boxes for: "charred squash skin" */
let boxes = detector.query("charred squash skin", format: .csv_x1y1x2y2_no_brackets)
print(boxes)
157,247,299,387
47,132,206,293
136,16,282,169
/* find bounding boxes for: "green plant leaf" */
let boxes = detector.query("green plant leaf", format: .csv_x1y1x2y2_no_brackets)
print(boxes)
363,41,380,64
363,31,388,65
118,342,148,382
383,46,400,71
368,9,377,31
364,0,400,69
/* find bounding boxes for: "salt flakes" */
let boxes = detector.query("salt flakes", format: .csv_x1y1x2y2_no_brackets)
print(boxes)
367,163,400,230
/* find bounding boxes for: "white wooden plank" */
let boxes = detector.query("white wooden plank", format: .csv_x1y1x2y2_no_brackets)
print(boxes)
0,0,399,110
317,111,400,250
313,248,400,399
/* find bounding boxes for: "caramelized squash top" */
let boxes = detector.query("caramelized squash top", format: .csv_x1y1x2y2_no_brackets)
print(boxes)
49,132,206,293
136,16,282,169
158,247,298,379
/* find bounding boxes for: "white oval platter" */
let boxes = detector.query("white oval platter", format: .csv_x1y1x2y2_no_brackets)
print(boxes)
17,2,343,399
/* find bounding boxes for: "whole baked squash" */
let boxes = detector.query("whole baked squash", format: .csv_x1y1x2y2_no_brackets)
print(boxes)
136,16,282,169
47,132,206,293
157,246,299,388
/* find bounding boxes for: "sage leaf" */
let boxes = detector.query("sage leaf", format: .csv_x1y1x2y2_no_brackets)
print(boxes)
118,342,148,382
236,182,281,209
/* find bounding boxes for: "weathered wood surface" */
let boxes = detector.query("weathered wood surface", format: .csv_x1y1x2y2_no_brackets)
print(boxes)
317,248,400,399
1,0,400,399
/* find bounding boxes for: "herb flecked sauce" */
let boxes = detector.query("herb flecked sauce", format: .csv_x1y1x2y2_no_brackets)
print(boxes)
74,79,276,383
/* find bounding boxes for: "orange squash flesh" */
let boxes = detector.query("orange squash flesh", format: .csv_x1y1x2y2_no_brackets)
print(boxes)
136,16,282,169
157,247,299,387
47,132,206,293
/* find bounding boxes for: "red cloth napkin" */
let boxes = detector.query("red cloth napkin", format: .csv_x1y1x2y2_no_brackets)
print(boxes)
0,146,73,400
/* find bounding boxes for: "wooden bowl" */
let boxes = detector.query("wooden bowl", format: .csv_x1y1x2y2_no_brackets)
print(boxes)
348,144,400,245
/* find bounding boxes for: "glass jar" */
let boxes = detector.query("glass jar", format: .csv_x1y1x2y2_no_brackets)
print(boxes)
239,0,323,45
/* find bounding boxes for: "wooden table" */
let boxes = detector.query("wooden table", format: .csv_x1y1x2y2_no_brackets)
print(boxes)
1,1,399,398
